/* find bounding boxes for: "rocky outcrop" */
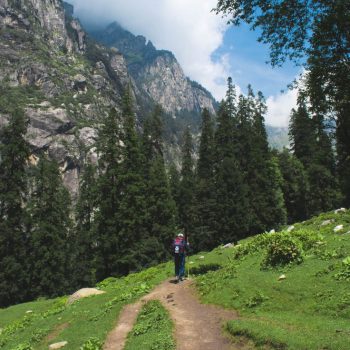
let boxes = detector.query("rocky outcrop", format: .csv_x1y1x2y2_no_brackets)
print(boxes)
138,52,215,115
67,288,106,304
91,22,217,118
0,0,128,197
0,1,217,197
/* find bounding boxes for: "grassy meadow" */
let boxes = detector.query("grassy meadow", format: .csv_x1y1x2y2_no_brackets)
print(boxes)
1,209,349,349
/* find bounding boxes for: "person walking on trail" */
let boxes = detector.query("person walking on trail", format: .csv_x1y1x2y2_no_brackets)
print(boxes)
173,232,189,283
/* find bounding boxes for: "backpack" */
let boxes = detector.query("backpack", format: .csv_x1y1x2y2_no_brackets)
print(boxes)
174,237,185,254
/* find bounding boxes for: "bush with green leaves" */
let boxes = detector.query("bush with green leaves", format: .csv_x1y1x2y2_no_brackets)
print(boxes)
261,233,303,268
13,344,33,350
190,263,222,275
245,292,269,308
335,257,350,281
291,228,324,250
80,337,103,350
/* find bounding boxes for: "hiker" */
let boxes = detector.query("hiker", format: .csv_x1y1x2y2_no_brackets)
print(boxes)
173,232,189,282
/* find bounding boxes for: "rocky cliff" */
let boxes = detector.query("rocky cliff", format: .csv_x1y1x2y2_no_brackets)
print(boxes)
91,22,217,117
0,1,140,197
0,1,221,197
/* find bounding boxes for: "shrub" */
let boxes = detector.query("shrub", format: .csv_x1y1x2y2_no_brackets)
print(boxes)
190,263,222,275
335,257,350,281
291,228,324,250
261,233,303,268
245,292,269,308
80,337,103,350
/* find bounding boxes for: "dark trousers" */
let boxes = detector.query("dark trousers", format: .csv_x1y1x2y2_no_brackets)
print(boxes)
174,253,185,277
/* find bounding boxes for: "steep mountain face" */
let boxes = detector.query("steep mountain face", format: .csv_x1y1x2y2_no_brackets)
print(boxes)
0,0,136,196
266,126,289,150
91,22,217,117
0,0,217,196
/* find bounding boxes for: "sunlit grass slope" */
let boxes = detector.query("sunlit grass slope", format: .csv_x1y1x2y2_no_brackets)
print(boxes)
192,210,350,350
1,209,349,350
0,263,172,350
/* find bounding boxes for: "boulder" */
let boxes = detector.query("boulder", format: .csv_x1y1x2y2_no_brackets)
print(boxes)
67,288,105,305
287,225,295,232
269,229,275,234
321,219,333,226
73,74,87,91
334,225,344,233
278,274,286,281
335,208,347,214
222,243,234,249
49,341,68,349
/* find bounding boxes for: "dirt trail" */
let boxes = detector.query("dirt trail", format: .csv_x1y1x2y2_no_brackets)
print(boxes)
104,278,242,350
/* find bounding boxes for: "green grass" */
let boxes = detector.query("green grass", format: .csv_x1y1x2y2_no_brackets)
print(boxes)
193,210,350,350
124,300,175,350
1,210,350,350
0,263,172,350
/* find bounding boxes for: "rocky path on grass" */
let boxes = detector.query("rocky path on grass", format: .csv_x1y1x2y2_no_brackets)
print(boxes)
103,278,245,350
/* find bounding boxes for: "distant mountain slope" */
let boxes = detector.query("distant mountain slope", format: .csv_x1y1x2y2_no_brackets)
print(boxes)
266,126,289,150
91,22,217,118
0,0,216,195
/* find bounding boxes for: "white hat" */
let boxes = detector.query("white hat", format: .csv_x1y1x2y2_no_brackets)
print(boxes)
178,233,184,237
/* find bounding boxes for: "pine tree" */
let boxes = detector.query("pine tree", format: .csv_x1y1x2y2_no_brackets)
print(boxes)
168,162,180,225
0,109,30,307
141,106,176,265
193,108,217,251
277,149,309,223
214,102,250,243
28,156,72,299
74,162,98,288
289,98,341,215
226,77,237,118
115,88,148,274
94,107,122,281
236,87,286,233
289,98,317,169
178,127,196,238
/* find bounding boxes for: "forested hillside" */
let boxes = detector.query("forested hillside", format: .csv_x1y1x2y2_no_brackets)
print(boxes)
1,0,349,314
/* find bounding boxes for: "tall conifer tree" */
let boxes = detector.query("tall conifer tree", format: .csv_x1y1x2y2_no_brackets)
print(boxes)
0,110,30,307
28,156,72,299
236,87,286,233
193,108,217,251
178,127,196,238
277,149,309,223
214,102,250,243
168,162,180,226
94,108,122,280
141,106,176,265
74,162,98,288
116,88,148,274
289,97,341,215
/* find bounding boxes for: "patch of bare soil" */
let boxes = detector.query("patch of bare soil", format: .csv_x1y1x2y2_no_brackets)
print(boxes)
43,322,70,343
104,278,249,350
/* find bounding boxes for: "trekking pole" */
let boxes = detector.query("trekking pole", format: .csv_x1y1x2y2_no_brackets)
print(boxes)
186,232,190,279
187,253,190,279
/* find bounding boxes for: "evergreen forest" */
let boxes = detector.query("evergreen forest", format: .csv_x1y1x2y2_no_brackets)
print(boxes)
0,77,346,307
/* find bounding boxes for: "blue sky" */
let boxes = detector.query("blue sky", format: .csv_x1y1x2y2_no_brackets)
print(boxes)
67,0,300,127
215,24,301,97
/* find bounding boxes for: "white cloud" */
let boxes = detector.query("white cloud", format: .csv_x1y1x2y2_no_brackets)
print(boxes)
266,89,298,127
66,0,229,100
